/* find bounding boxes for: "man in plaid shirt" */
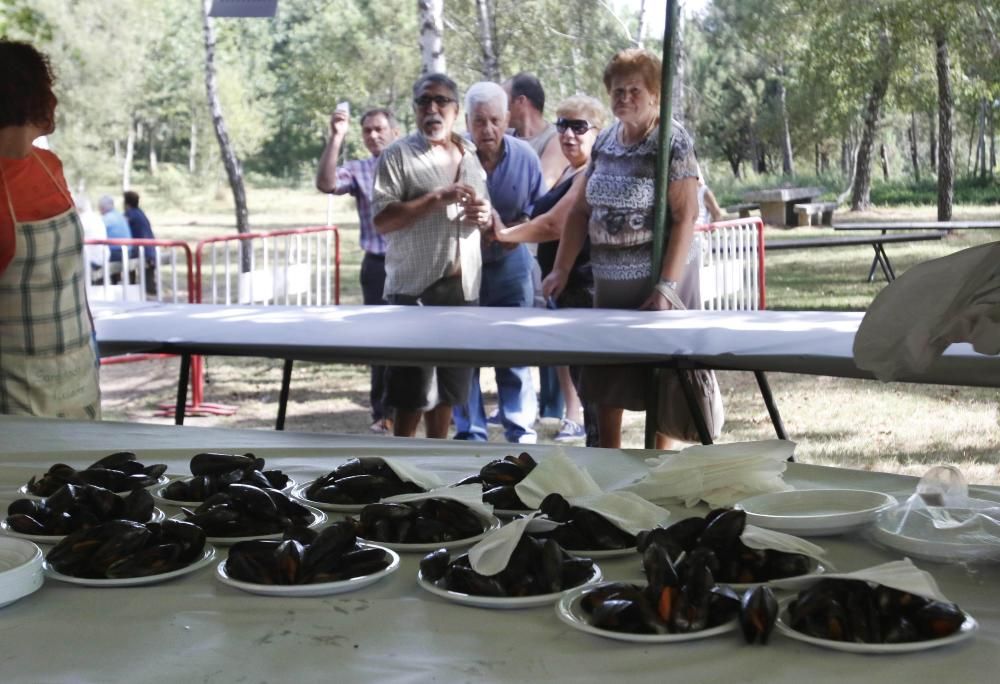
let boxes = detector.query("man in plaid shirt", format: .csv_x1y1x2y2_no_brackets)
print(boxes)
317,106,400,434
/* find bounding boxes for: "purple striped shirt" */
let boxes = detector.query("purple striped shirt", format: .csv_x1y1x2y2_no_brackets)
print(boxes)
332,156,386,256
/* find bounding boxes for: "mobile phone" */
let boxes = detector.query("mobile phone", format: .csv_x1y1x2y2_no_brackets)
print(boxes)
335,101,350,116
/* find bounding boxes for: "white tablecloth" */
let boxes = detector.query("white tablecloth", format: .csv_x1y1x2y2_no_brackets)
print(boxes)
92,303,1000,387
1,415,998,683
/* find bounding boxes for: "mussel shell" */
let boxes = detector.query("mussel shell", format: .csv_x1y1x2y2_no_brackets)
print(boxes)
190,452,257,477
740,585,778,644
419,549,450,583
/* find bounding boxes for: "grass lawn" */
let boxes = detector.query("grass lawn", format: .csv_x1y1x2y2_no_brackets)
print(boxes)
98,183,1000,484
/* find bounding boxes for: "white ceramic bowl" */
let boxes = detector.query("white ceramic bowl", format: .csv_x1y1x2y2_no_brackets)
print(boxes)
0,537,45,608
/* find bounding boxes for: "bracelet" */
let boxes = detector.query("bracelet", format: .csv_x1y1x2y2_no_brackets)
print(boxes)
655,279,678,299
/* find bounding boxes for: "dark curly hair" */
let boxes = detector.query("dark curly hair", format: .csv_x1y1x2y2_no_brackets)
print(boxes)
0,40,58,129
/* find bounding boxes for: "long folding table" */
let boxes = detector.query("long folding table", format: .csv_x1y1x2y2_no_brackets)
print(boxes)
92,302,1000,446
1,416,998,683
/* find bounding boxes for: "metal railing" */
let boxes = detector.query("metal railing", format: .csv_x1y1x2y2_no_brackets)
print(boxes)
694,217,766,310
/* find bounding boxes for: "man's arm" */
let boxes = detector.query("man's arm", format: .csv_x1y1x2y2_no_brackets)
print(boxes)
538,136,569,190
316,109,350,193
374,183,481,235
703,187,724,222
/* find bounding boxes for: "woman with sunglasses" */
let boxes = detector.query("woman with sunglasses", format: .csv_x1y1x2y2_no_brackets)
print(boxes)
0,41,101,418
493,95,607,444
538,48,703,450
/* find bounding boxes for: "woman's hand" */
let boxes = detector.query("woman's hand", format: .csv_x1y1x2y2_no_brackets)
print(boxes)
541,268,569,300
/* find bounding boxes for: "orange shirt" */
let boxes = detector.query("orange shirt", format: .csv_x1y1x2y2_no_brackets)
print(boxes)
0,148,73,275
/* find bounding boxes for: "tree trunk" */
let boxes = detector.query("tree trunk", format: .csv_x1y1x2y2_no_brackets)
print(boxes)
202,0,250,239
636,0,648,48
149,124,158,177
879,143,889,181
935,29,953,221
672,9,686,124
122,120,135,192
777,75,794,176
418,0,446,75
977,99,988,179
908,112,920,182
189,118,197,174
821,151,829,174
928,110,937,172
474,0,500,81
990,105,996,176
840,137,850,177
851,29,892,211
814,142,820,176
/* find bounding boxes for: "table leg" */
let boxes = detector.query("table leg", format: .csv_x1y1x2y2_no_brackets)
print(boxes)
644,368,660,449
175,353,191,426
276,359,293,431
675,368,713,445
878,244,896,280
754,371,790,448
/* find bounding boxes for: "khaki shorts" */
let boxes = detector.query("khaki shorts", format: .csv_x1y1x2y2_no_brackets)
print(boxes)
384,274,475,411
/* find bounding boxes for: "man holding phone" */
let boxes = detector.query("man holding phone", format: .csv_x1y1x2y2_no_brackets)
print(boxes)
372,73,492,439
316,102,400,434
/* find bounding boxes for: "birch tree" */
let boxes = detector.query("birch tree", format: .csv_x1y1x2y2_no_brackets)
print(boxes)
418,0,446,74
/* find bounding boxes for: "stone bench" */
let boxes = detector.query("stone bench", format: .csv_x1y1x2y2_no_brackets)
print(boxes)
793,201,839,226
725,202,759,218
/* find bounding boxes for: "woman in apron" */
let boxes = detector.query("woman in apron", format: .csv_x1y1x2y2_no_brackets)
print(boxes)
0,40,101,419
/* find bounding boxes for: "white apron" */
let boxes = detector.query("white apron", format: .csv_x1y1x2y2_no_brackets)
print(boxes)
0,152,101,419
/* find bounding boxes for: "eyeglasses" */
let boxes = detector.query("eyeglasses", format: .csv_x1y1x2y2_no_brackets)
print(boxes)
414,95,456,109
556,118,594,136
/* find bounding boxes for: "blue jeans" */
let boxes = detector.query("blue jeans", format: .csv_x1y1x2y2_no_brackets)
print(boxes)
453,244,537,443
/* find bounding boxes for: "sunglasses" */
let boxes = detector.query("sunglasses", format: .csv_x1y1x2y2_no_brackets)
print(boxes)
556,118,594,135
414,95,457,109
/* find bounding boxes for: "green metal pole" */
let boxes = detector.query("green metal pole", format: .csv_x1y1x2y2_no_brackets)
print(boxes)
645,0,680,450
650,0,679,286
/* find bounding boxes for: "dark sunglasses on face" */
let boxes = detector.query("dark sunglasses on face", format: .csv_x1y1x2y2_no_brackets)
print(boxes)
556,118,594,135
414,95,456,109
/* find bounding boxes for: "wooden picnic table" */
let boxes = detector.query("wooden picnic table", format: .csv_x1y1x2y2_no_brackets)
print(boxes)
742,186,823,227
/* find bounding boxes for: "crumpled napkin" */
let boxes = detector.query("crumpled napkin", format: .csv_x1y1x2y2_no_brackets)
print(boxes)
513,450,602,509
526,491,670,537
769,559,949,602
854,241,1000,380
742,524,830,566
382,484,494,520
380,457,444,491
627,440,794,508
468,513,537,576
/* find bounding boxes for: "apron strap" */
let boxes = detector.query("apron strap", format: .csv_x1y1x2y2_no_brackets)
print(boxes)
0,162,18,224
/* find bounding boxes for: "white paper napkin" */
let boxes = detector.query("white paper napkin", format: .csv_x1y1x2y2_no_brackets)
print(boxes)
381,457,444,490
741,524,829,565
468,513,537,576
628,440,794,507
558,491,671,536
514,450,602,509
769,559,949,602
381,484,494,520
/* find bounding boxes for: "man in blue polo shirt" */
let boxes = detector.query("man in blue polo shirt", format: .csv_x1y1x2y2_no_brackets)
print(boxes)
317,106,400,434
452,81,544,443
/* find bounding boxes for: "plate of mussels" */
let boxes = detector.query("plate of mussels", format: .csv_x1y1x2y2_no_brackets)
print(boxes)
292,458,431,513
19,452,169,499
215,523,401,597
525,494,640,560
41,518,217,587
151,452,295,508
556,580,740,643
774,579,978,653
352,499,503,554
2,484,166,545
416,540,602,609
172,483,326,546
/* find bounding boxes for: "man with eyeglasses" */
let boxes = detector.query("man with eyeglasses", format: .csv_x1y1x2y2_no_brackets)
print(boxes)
316,105,400,435
503,73,568,190
372,74,492,440
451,81,544,444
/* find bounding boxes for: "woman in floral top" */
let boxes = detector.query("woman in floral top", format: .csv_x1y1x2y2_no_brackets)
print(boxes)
542,48,703,449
